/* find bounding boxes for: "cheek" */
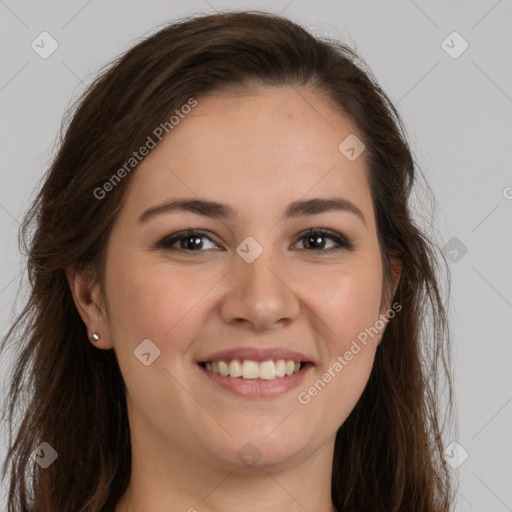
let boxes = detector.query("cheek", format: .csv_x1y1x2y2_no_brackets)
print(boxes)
296,266,381,428
104,252,208,363
315,260,382,422
304,258,383,353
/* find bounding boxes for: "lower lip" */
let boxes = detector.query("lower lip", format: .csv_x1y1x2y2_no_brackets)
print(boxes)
197,363,313,398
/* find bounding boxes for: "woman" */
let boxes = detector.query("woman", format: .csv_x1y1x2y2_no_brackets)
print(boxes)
1,10,455,512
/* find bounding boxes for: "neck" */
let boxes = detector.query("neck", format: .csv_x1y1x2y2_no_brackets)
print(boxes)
115,427,337,512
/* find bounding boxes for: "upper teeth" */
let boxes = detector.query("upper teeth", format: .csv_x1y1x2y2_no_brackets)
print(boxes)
204,359,302,380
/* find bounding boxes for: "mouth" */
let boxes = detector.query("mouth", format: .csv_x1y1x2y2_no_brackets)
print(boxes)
197,359,313,380
196,358,314,398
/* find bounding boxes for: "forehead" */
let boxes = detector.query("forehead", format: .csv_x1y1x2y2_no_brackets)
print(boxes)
121,85,374,227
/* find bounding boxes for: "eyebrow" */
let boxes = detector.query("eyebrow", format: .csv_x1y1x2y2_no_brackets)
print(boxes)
138,197,366,227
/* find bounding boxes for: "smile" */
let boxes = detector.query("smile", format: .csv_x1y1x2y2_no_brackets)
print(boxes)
200,359,304,380
197,360,313,398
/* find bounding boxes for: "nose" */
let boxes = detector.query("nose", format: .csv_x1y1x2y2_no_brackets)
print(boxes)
219,244,301,331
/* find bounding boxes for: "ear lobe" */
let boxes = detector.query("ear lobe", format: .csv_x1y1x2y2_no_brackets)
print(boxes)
65,266,112,349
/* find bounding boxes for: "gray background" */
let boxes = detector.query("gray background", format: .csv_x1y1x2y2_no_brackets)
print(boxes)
1,0,511,510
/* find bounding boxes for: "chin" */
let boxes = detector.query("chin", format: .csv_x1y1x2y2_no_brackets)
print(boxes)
208,429,310,472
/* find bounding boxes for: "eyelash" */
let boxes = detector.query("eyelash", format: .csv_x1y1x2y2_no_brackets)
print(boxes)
156,229,354,255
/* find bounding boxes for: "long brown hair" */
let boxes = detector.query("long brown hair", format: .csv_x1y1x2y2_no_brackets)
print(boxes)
1,10,455,511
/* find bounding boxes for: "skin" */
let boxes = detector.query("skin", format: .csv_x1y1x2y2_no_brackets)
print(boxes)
68,84,401,512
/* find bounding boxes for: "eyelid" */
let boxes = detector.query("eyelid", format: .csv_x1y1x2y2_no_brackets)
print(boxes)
156,228,354,253
156,229,220,251
293,228,354,252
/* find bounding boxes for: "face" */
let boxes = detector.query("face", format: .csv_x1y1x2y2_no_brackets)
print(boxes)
81,85,399,473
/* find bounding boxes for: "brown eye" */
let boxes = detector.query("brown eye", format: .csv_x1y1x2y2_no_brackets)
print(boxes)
157,230,219,252
156,228,354,255
293,229,353,253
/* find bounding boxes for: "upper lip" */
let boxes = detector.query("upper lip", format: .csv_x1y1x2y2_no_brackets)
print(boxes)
197,346,314,364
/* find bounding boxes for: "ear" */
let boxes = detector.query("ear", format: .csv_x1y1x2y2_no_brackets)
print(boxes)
66,266,113,350
379,257,402,316
376,258,402,342
390,257,401,298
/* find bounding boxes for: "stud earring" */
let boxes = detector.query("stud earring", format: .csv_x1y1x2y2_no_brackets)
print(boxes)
89,332,100,342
